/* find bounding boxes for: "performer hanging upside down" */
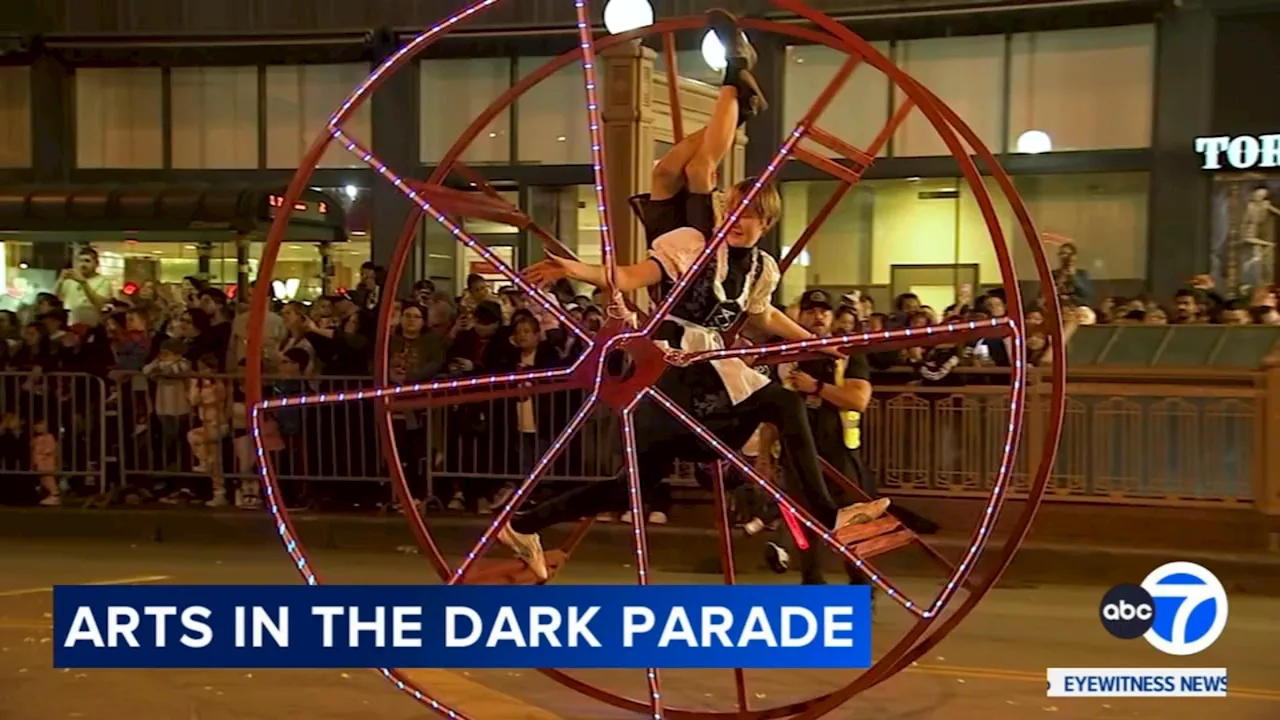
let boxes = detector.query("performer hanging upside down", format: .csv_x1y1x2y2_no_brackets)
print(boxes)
505,9,889,580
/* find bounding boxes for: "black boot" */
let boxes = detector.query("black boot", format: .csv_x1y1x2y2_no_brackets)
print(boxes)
705,9,757,73
706,9,768,125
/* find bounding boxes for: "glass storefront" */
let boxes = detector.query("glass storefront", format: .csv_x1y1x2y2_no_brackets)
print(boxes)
782,25,1155,157
778,172,1150,303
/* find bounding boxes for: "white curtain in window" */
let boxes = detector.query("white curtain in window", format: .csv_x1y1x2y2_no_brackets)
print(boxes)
420,58,511,164
1014,172,1150,280
516,56,592,165
76,68,164,168
783,43,891,159
0,66,31,168
171,67,258,169
265,64,371,169
892,36,1004,157
1008,25,1154,152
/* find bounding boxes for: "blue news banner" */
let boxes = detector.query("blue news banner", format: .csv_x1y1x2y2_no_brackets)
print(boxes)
53,585,872,669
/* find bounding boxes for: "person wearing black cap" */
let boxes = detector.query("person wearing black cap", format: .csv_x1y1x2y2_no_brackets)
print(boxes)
763,288,888,585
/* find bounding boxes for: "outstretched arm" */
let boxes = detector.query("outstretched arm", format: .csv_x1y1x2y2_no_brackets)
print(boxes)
525,255,662,293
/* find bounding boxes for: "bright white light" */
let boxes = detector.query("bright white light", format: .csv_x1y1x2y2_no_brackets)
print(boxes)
602,0,654,35
344,185,359,200
701,30,727,71
781,245,812,268
1016,130,1052,154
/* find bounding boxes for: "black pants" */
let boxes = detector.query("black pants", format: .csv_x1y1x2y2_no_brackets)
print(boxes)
511,381,838,535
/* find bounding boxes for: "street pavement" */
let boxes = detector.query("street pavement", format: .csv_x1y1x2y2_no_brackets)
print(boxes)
0,539,1277,719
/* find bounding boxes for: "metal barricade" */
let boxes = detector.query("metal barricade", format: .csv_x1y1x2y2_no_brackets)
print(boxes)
108,371,391,506
421,388,620,504
0,370,110,500
864,380,1259,506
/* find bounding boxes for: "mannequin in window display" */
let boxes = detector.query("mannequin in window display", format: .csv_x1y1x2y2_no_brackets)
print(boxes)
1239,186,1280,288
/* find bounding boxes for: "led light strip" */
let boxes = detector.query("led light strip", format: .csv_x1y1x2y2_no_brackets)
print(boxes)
258,367,575,410
687,318,1012,363
329,128,590,345
620,397,665,720
572,0,620,295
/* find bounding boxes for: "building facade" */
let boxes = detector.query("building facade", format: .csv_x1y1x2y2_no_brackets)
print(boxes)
0,0,1276,308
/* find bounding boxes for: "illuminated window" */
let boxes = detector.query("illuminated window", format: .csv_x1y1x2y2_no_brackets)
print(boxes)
75,68,164,168
1012,172,1149,281
420,58,511,164
265,64,372,169
170,67,259,168
516,57,593,164
892,36,1004,157
780,173,1148,294
783,43,891,160
1008,26,1154,152
0,66,31,168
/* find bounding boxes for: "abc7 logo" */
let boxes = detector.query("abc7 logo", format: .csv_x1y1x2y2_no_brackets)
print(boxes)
1099,585,1155,639
1099,561,1229,655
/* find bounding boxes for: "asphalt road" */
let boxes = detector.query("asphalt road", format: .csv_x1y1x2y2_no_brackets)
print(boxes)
1,539,1277,720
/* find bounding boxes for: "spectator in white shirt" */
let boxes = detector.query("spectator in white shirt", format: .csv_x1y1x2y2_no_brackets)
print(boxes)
55,248,114,326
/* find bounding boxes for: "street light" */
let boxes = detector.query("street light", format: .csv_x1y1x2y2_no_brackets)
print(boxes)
602,0,654,35
701,29,726,71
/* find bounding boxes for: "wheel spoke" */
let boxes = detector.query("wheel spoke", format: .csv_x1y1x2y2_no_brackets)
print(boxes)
662,32,684,142
451,162,579,261
328,127,590,344
387,377,587,411
645,388,929,618
573,0,621,297
642,54,860,335
620,400,665,719
711,463,751,713
260,367,577,410
449,391,601,584
685,318,1013,367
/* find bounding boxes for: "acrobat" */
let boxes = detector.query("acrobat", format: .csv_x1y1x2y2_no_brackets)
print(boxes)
506,8,889,580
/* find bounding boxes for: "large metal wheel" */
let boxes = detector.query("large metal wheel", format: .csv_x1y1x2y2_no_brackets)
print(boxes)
243,1,1069,717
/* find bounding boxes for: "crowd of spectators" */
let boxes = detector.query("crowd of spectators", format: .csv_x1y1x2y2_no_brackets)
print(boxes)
1,241,1276,512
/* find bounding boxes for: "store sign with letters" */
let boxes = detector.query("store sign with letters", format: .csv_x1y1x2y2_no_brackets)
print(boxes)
1195,134,1280,170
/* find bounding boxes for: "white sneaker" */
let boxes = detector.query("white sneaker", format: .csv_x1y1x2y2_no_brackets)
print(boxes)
207,495,229,508
447,492,465,511
497,524,549,581
620,511,633,523
39,494,62,507
835,498,891,529
477,498,492,515
647,511,668,525
492,484,515,511
742,517,765,536
595,513,614,523
237,495,261,510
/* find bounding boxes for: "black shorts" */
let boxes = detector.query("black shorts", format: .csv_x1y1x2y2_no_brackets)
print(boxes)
629,188,716,243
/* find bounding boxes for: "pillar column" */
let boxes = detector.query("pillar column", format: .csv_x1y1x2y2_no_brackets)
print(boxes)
369,29,421,299
1146,7,1216,299
600,40,657,272
743,34,785,263
28,49,73,183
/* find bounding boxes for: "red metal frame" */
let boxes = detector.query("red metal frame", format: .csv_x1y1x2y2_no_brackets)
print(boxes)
242,2,1068,718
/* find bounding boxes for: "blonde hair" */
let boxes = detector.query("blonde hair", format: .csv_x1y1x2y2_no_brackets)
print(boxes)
717,177,782,230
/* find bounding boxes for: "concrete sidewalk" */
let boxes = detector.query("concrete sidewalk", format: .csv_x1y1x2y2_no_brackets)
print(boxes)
4,504,1279,594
